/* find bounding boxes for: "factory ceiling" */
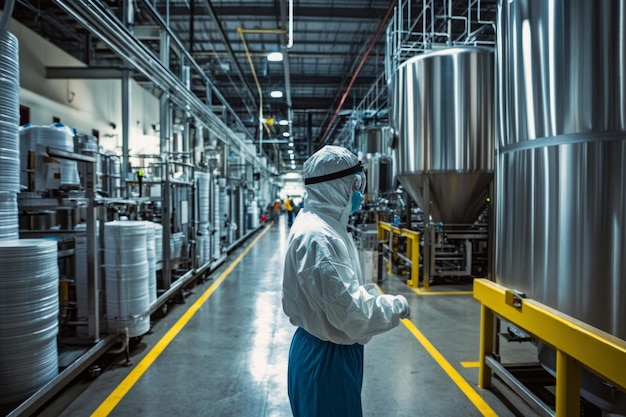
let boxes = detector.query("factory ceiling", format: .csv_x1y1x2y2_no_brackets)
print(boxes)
10,0,496,174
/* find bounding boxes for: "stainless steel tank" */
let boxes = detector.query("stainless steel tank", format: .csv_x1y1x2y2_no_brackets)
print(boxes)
359,126,390,156
359,126,394,200
389,47,494,224
495,0,626,411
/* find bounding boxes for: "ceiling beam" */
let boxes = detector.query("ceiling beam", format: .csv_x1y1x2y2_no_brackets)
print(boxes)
158,5,389,20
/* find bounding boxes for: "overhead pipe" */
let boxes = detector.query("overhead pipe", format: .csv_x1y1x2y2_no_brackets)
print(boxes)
238,23,291,160
54,0,265,168
279,0,293,112
278,0,294,164
121,0,133,198
200,0,259,118
189,0,194,51
287,0,293,48
319,0,397,145
138,0,255,134
0,0,15,31
237,27,272,155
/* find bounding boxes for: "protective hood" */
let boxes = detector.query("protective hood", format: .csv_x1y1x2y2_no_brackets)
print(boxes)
302,145,359,225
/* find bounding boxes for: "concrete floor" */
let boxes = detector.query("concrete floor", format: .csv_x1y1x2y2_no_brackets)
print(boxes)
34,216,543,417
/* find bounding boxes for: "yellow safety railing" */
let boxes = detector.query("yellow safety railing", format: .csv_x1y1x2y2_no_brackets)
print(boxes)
474,278,626,416
377,221,424,289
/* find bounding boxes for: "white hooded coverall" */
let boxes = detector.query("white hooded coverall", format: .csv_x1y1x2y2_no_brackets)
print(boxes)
282,145,409,417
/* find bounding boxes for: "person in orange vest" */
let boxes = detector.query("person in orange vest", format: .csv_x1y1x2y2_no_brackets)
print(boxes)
273,199,281,221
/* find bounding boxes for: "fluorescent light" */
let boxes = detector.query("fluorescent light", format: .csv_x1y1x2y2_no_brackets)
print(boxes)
278,119,289,126
267,52,283,62
270,90,283,98
289,142,294,147
288,149,294,154
282,132,290,137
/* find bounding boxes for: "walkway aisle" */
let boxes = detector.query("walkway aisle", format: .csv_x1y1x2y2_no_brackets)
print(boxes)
40,216,533,417
50,220,294,417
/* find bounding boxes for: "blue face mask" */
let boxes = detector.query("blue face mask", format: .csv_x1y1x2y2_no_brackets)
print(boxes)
351,190,363,213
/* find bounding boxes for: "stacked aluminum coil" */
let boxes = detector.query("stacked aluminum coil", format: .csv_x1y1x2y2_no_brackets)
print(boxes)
170,232,184,260
0,191,18,240
0,31,62,404
218,178,228,243
0,30,19,194
0,30,19,243
196,172,210,224
143,221,156,304
0,239,59,404
197,224,210,266
152,222,163,264
196,172,210,265
104,221,150,338
212,178,221,259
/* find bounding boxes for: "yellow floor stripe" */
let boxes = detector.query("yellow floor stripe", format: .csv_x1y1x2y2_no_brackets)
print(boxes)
461,361,481,368
401,319,498,417
91,224,273,417
412,287,473,296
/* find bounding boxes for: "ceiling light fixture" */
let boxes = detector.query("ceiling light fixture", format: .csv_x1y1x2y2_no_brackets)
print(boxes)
289,142,294,147
267,52,283,62
282,132,290,137
278,119,289,126
270,90,283,98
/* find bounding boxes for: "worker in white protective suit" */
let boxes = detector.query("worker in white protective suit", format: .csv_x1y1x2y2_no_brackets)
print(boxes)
282,145,410,417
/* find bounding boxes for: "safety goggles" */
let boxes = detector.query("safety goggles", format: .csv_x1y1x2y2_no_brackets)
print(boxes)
354,172,366,193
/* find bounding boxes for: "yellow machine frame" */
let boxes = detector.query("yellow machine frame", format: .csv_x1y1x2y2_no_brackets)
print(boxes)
377,221,424,289
474,278,626,416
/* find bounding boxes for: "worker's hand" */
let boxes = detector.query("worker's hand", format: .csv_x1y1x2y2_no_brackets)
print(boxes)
397,295,410,319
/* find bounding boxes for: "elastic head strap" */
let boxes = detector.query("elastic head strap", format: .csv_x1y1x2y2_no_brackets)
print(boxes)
304,161,363,185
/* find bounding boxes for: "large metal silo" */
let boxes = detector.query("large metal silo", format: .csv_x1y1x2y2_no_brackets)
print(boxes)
495,0,626,411
495,0,626,340
390,47,495,224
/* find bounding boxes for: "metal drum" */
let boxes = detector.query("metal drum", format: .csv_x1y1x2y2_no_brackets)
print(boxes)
76,134,102,192
19,124,80,192
389,47,494,224
495,0,626,412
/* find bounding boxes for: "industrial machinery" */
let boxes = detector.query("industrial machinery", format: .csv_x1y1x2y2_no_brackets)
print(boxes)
0,0,274,413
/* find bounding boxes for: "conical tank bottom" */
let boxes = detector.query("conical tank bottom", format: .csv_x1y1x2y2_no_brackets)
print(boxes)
397,171,493,224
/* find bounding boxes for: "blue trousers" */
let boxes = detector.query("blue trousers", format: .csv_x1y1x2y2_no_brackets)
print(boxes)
287,327,364,417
